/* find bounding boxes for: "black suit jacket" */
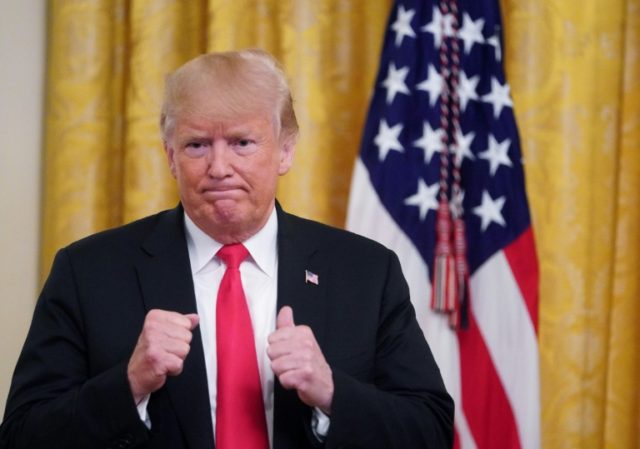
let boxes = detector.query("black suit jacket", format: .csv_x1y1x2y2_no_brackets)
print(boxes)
1,204,453,449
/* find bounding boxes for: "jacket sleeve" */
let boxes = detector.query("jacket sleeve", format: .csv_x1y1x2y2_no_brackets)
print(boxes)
0,249,150,449
324,250,454,449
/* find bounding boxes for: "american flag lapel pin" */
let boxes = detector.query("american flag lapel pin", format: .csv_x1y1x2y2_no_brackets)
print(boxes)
305,270,319,285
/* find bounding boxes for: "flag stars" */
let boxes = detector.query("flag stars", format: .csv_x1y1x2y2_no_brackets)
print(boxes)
404,178,439,221
421,6,454,49
479,135,512,176
487,33,502,61
374,119,404,161
454,127,476,164
391,5,416,47
458,13,485,54
416,65,443,107
381,63,411,104
473,191,506,231
458,71,480,111
482,77,513,119
413,121,444,164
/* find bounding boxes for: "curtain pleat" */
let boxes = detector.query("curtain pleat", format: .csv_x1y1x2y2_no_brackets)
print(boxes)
42,0,128,276
502,0,640,448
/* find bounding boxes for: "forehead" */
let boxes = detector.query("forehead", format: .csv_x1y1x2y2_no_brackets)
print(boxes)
172,110,276,137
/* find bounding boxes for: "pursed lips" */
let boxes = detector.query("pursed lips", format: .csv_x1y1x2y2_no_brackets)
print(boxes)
200,185,246,198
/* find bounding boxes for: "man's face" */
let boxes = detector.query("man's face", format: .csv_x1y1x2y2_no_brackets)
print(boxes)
165,110,295,243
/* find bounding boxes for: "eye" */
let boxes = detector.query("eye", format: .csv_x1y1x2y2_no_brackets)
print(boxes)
231,138,257,153
184,141,208,157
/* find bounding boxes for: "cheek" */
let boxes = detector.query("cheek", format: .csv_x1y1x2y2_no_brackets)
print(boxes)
257,170,281,199
175,160,205,190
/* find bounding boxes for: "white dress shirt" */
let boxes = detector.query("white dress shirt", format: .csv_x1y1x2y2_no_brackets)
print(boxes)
185,207,279,445
137,206,328,445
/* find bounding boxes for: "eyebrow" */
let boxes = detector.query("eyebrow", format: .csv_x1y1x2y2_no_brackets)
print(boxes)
177,135,211,146
225,129,256,139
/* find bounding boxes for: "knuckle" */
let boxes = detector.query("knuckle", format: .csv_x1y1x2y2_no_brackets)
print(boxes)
151,362,167,378
179,342,191,357
144,320,159,334
172,360,184,375
145,347,162,365
144,332,159,347
270,360,282,374
279,373,296,389
301,366,313,379
177,316,190,329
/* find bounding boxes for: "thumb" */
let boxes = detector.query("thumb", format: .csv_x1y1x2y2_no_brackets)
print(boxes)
185,313,200,330
276,306,295,329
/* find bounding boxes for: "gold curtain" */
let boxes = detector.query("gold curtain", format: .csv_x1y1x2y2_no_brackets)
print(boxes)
502,0,640,448
42,1,639,449
41,0,391,277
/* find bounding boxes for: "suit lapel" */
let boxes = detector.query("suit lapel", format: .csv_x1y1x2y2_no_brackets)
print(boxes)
275,204,328,349
136,206,214,449
273,204,328,449
133,204,329,449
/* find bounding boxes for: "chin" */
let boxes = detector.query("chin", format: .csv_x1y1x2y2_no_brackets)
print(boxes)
198,204,246,232
187,200,267,242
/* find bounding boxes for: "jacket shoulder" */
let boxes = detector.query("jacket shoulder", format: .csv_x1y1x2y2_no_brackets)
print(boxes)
63,207,180,258
280,211,393,259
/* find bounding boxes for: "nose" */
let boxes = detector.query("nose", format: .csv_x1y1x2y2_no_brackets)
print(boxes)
206,143,234,179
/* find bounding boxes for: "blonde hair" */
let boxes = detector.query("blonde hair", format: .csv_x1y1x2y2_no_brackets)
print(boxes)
160,49,298,141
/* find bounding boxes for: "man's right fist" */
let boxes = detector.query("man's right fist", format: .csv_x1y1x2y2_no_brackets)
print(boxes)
127,309,199,403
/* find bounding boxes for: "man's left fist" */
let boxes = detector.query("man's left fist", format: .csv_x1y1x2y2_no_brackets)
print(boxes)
267,306,334,414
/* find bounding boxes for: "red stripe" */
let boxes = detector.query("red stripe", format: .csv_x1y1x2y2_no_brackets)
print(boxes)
458,311,522,449
503,228,539,333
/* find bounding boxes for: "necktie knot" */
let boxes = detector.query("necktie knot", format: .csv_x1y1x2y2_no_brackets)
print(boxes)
217,243,249,269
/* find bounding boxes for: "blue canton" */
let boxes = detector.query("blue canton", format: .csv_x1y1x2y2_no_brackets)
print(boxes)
359,0,532,275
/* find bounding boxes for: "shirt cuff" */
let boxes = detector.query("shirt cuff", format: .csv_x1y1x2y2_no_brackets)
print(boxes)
136,394,152,429
311,407,330,441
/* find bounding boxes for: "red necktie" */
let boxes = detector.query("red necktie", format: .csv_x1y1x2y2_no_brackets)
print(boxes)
215,244,269,449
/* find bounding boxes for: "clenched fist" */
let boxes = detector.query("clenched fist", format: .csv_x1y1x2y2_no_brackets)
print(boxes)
127,309,199,403
267,306,334,414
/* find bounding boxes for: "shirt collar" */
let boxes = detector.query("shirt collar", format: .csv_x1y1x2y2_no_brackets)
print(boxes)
184,206,278,278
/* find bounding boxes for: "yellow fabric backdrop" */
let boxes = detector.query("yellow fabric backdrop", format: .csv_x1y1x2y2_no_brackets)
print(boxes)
42,0,391,274
502,1,640,448
42,1,639,448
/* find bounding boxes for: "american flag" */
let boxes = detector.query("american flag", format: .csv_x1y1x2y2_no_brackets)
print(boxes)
305,269,319,285
346,1,539,449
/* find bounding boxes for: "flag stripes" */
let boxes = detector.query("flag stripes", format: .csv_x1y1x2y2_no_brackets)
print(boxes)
346,2,540,445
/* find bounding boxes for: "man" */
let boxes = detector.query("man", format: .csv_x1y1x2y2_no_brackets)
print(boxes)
1,49,453,449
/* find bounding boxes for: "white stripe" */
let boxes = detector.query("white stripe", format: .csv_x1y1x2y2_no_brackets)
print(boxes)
347,159,478,449
471,252,540,449
455,406,479,449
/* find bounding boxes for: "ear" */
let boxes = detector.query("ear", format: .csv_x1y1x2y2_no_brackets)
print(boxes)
164,141,177,178
277,136,296,176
